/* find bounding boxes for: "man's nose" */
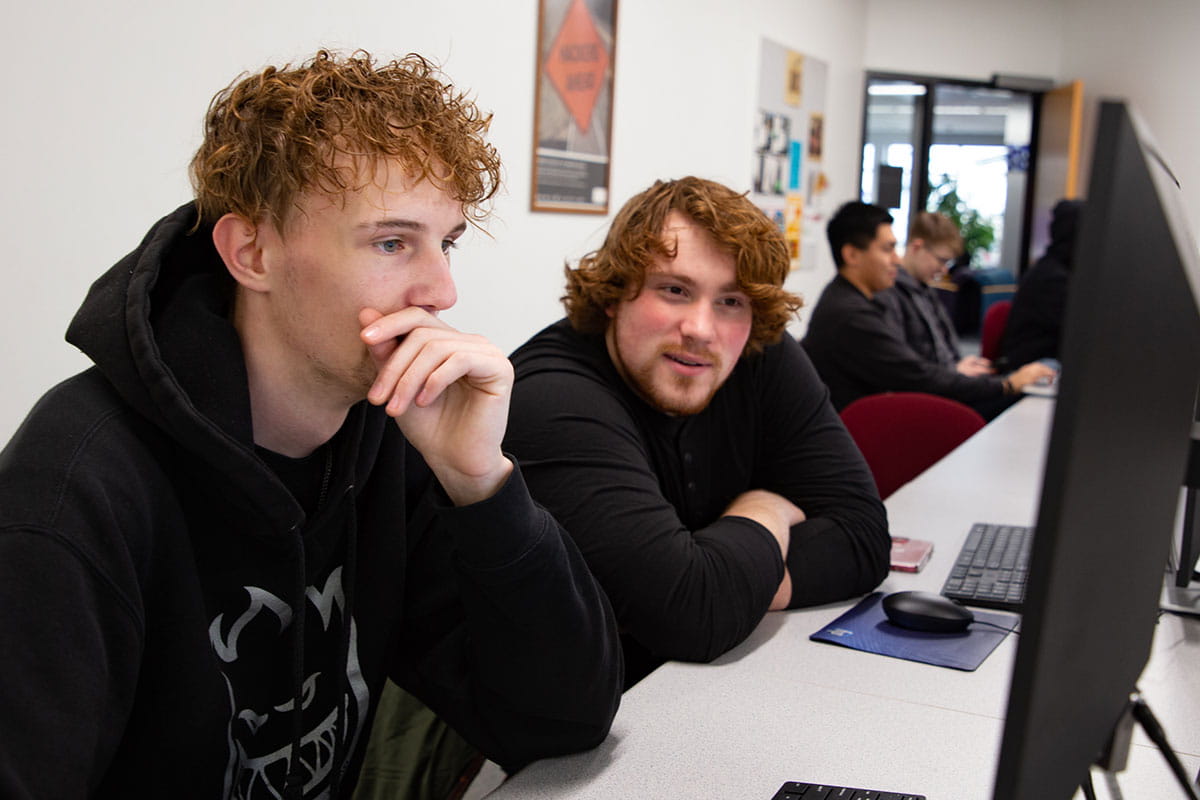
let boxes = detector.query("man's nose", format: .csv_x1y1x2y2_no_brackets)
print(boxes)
411,249,458,313
679,301,715,342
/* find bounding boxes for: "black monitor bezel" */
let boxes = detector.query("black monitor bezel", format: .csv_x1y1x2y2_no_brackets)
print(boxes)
993,100,1200,798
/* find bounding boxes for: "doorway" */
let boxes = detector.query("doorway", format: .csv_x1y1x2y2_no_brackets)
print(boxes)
859,74,1036,276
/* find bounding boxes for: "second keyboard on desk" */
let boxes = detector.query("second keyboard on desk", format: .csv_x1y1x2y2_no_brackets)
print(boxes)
940,522,1033,611
771,781,925,800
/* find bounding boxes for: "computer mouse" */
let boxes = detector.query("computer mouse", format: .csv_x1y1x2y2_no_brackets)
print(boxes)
881,590,975,633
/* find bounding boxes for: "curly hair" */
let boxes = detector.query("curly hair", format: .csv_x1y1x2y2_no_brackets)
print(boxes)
563,177,801,354
190,49,501,229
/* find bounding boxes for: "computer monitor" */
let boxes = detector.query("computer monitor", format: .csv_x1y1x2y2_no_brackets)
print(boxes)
993,101,1200,798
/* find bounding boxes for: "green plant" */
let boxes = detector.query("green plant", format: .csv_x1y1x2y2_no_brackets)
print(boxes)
928,174,996,266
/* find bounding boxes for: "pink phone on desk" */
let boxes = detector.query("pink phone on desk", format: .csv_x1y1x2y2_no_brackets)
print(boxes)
889,536,934,572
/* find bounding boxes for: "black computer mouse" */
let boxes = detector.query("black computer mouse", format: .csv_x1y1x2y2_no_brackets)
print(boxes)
881,590,975,633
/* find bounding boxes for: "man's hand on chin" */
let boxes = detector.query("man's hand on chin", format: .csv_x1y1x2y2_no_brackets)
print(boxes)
360,307,514,505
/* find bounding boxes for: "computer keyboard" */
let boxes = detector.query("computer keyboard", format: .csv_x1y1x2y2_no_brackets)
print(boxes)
940,522,1034,611
771,780,925,799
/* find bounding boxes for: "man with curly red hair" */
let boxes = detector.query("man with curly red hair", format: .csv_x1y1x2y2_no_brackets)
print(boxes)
0,50,621,798
505,177,890,686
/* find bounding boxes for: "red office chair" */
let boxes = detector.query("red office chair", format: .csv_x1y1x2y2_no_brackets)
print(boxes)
980,299,1012,362
840,392,986,499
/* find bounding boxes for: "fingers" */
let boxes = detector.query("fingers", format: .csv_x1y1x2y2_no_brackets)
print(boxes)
360,309,511,417
360,306,450,352
359,307,400,366
1010,361,1057,391
957,355,996,377
412,344,513,407
386,335,506,415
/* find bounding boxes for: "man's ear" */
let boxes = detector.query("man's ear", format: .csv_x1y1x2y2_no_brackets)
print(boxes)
212,212,271,293
840,242,861,270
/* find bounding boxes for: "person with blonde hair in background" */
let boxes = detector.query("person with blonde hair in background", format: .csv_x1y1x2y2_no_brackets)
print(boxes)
880,211,993,377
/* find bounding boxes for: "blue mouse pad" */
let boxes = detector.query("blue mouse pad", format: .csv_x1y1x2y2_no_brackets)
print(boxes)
809,592,1019,671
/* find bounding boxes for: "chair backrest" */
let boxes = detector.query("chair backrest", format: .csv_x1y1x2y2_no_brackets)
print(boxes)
839,392,986,499
980,298,1012,361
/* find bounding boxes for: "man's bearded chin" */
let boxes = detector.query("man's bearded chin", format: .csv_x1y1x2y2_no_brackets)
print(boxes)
632,349,724,416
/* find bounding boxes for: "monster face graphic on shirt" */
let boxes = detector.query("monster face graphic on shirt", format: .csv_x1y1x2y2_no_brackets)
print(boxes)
208,566,370,799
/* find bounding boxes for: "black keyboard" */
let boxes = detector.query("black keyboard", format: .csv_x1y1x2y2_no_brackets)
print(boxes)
771,781,925,799
940,522,1034,611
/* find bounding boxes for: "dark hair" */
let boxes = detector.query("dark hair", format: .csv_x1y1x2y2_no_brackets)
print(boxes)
190,49,501,229
826,201,894,267
563,177,802,354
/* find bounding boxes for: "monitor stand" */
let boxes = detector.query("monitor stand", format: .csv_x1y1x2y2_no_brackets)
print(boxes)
1162,433,1200,616
1161,580,1200,616
1083,692,1200,800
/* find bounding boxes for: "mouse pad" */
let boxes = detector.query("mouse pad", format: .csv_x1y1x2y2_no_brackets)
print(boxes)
809,592,1019,671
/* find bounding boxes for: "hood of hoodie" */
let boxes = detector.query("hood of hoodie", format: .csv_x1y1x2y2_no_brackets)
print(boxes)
64,202,384,535
1046,198,1085,267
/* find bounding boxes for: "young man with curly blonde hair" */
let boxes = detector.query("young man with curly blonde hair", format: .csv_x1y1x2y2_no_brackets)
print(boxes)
0,50,621,798
505,177,890,686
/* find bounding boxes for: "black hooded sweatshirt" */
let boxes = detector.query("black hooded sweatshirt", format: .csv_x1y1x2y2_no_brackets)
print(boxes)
0,202,622,799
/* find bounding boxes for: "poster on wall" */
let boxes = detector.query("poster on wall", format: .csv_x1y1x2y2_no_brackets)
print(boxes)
531,0,618,213
751,39,830,270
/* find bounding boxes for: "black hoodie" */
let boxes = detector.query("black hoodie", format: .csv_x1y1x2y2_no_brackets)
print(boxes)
999,199,1085,369
0,202,622,799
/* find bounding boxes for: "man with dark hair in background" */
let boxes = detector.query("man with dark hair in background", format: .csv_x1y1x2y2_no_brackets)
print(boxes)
0,50,621,799
505,177,890,686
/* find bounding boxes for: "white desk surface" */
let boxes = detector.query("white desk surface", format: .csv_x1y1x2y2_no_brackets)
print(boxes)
486,396,1200,800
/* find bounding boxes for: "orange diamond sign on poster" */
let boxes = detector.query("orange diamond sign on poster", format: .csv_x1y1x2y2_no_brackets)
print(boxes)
544,0,610,133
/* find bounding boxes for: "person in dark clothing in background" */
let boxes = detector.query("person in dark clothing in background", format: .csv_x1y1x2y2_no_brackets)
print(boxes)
1000,199,1085,370
802,201,1054,420
505,177,890,686
0,50,621,799
879,211,993,378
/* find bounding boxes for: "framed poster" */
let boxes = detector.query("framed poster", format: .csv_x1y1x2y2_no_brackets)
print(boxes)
531,0,618,213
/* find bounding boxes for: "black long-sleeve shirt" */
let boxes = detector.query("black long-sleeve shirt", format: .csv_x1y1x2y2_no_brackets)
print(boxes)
802,274,1005,411
878,269,962,368
506,320,889,683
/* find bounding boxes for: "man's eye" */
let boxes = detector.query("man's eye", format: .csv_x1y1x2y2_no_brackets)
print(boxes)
441,239,459,255
377,239,403,254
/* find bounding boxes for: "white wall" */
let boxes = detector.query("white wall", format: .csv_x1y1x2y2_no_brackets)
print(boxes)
1058,0,1200,240
0,0,868,444
864,0,1066,82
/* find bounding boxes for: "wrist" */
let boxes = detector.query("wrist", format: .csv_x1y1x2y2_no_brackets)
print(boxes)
433,455,514,507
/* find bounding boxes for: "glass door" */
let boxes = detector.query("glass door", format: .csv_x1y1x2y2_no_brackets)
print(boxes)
860,74,1035,275
861,78,928,248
